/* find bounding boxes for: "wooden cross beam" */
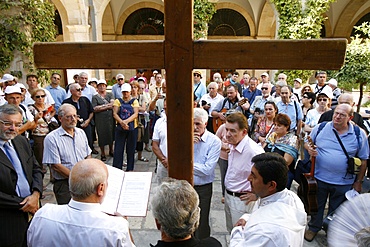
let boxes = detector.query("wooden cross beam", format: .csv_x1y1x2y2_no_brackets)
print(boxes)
33,0,347,185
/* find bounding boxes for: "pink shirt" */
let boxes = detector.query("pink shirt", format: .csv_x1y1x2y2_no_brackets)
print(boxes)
225,135,264,193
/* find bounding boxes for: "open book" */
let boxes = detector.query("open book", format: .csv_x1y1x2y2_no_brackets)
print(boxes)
101,165,153,217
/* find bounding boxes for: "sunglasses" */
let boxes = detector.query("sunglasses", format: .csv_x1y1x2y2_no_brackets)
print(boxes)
117,78,124,81
194,74,200,77
261,87,268,90
318,98,328,102
35,95,46,99
76,88,82,92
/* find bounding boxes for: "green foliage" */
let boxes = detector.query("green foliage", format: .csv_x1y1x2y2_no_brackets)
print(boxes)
334,22,370,86
194,0,216,40
0,0,56,83
271,0,335,84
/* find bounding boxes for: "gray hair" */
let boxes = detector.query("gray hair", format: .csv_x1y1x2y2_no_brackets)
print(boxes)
356,227,370,247
193,108,208,124
278,73,287,80
58,103,76,117
69,83,80,91
207,82,218,91
116,73,124,79
151,178,200,239
0,104,22,118
69,159,107,200
79,72,88,78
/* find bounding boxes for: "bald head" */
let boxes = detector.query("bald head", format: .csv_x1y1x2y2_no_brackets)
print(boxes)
69,159,108,202
338,93,355,107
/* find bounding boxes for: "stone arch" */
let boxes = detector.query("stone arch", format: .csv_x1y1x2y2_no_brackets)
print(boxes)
349,9,370,37
214,2,256,37
322,15,333,37
333,0,369,38
258,2,276,38
50,0,68,34
208,9,250,36
116,2,164,35
122,8,164,35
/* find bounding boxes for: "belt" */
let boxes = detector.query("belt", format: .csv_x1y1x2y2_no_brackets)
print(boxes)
194,182,212,188
226,189,245,198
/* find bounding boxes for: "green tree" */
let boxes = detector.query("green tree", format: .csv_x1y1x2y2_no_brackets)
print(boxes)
270,0,336,84
194,0,216,40
334,22,370,112
0,0,56,83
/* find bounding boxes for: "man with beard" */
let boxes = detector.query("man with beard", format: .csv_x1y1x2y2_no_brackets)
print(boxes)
0,104,43,246
43,104,91,204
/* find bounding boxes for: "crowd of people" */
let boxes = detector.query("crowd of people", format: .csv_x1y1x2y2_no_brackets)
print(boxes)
0,69,369,246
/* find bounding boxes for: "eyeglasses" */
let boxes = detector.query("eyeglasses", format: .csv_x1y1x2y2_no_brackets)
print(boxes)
64,114,80,120
318,98,328,102
0,120,23,128
333,112,347,118
117,78,124,81
35,95,46,99
76,88,82,92
194,74,200,77
52,77,60,80
261,87,268,90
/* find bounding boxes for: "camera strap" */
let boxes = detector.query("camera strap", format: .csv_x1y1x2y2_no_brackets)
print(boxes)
333,130,350,160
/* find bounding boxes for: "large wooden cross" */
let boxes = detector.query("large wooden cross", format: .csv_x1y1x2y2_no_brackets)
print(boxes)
33,0,346,185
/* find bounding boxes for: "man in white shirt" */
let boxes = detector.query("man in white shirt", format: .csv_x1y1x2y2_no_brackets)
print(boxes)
66,72,97,102
27,158,136,247
199,82,224,133
230,153,307,247
152,100,168,183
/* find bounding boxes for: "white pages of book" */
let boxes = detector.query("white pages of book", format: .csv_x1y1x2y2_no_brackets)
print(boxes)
101,165,152,217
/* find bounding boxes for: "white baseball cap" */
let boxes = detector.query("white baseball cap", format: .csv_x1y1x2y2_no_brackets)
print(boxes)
0,74,14,83
261,72,269,77
97,79,107,85
4,85,21,94
121,83,132,92
294,78,302,84
328,78,338,87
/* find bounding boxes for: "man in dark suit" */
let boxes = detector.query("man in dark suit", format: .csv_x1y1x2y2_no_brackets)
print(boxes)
0,104,43,247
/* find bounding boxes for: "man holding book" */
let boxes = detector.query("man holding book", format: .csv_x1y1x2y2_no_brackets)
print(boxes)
28,159,136,247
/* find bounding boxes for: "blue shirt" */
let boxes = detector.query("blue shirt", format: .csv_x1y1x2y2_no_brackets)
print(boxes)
193,130,221,185
242,88,262,104
42,127,91,180
193,82,207,101
309,122,369,185
45,85,67,112
277,100,303,130
112,83,122,99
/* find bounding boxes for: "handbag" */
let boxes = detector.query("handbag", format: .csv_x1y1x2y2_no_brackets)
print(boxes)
333,129,360,175
46,119,59,132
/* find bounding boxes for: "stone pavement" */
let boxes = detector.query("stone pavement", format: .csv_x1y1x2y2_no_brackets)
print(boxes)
41,147,328,247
